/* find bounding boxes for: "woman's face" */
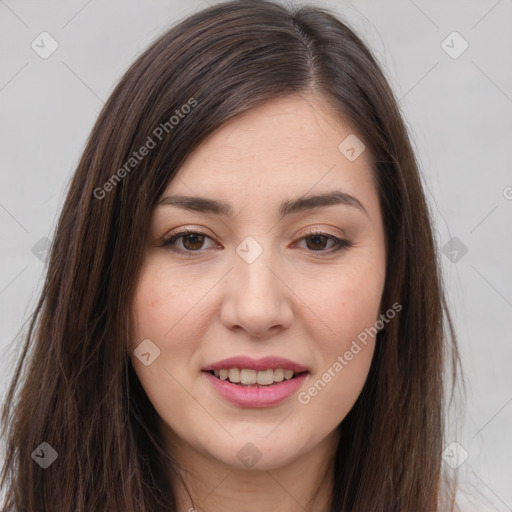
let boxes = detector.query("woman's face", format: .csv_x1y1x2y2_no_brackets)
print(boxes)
130,94,387,471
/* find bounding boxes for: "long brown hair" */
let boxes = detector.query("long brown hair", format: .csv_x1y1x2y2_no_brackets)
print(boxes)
1,1,463,510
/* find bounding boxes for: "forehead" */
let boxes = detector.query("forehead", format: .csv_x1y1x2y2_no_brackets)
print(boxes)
163,94,375,205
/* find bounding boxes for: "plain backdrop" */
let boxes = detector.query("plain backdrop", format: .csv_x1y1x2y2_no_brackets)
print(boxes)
0,0,511,510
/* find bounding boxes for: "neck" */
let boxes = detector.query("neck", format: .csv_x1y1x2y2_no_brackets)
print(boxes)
162,424,340,512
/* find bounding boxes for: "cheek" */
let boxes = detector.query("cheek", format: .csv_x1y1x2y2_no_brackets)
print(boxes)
129,262,209,408
296,268,382,420
129,263,209,418
301,260,385,351
130,258,212,352
293,256,384,413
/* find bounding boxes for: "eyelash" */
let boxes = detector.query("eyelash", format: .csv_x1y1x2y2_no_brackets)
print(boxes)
160,228,353,256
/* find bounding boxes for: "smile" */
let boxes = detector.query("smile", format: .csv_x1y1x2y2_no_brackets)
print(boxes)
211,368,301,386
202,370,309,407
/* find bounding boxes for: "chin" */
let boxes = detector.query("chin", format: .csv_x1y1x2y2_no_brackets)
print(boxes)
201,434,310,471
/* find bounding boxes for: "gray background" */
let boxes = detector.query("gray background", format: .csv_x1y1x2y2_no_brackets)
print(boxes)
1,0,511,510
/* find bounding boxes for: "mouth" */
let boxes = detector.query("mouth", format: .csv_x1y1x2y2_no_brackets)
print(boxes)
206,368,309,387
202,368,309,407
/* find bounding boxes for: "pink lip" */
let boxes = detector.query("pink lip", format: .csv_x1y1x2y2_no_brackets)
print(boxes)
202,371,308,408
202,356,309,373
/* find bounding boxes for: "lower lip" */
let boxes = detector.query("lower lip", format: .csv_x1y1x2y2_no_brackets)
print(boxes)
202,371,308,408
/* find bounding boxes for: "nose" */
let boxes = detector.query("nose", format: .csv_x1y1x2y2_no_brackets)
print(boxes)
219,243,294,338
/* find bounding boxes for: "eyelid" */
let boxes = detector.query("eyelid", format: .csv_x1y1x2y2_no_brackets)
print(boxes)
165,224,215,237
300,225,346,239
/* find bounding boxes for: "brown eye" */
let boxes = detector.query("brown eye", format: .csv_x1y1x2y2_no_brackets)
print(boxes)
161,230,218,253
181,233,206,250
305,234,331,251
297,232,352,253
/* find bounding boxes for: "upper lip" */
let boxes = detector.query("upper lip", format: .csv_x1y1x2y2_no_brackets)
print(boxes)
202,356,309,373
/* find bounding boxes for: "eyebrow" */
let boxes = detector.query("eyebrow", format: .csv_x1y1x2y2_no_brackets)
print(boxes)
156,190,368,219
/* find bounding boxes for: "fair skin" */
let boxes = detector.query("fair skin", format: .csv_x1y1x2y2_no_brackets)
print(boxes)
130,93,387,512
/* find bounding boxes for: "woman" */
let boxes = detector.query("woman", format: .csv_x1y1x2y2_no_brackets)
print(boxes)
0,1,463,510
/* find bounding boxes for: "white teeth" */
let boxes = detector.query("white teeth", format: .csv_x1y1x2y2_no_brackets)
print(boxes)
256,369,274,385
228,368,241,383
273,368,284,382
211,368,301,385
240,369,257,385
